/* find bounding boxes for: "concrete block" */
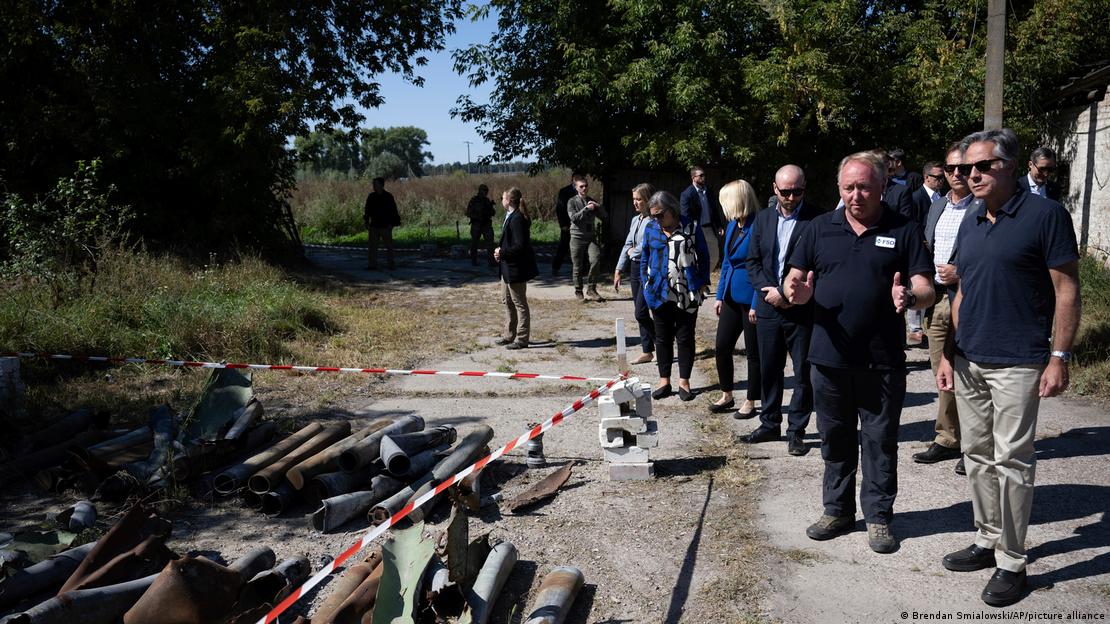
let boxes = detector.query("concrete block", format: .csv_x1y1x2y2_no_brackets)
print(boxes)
632,391,652,418
609,382,637,405
609,462,654,481
634,421,659,449
597,395,622,420
602,445,650,464
598,427,630,448
599,416,646,434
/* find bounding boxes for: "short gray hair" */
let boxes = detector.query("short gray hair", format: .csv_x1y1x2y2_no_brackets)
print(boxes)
959,128,1020,162
1029,146,1057,162
837,151,886,187
648,190,680,217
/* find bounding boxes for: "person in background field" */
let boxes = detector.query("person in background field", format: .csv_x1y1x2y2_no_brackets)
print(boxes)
680,166,726,272
640,191,710,402
710,180,761,418
551,173,577,275
364,176,401,270
466,183,496,267
743,164,820,455
784,151,935,554
1017,146,1061,201
494,187,539,351
614,183,657,365
914,142,979,475
936,129,1080,607
567,174,606,301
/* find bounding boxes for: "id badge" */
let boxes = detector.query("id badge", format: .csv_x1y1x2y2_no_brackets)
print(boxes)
875,236,896,249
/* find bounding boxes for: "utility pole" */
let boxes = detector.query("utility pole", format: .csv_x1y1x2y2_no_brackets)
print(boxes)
983,0,1005,130
464,140,473,174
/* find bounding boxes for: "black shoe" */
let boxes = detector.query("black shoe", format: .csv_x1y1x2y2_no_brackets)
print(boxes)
982,568,1026,607
954,458,966,475
787,434,807,456
943,544,996,572
677,387,696,402
505,342,527,350
740,427,780,444
495,337,514,346
651,384,672,400
733,404,758,420
709,398,735,413
806,514,854,541
912,443,962,464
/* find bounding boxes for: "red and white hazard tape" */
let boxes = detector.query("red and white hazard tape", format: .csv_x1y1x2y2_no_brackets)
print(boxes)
254,376,622,624
2,352,615,383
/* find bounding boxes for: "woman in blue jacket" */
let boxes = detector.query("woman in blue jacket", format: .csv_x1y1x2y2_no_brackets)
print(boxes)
639,190,710,401
710,180,762,417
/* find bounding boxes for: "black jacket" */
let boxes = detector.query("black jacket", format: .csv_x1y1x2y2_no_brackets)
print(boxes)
554,184,575,228
1017,175,1062,202
679,184,725,231
364,190,401,228
746,201,822,320
883,180,915,222
498,211,539,283
910,186,935,226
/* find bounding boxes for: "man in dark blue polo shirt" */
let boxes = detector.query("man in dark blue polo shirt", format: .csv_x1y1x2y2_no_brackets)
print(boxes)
936,128,1080,608
783,152,935,554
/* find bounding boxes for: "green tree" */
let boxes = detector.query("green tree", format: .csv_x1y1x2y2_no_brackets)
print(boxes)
0,0,461,256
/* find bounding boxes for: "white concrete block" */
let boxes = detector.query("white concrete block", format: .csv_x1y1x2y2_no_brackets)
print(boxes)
599,416,646,434
609,382,637,405
597,395,623,420
598,426,630,448
634,421,659,449
632,392,652,418
603,445,650,464
609,462,654,480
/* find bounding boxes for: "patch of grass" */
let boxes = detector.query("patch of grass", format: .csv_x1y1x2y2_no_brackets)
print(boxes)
1071,255,1110,399
781,548,821,565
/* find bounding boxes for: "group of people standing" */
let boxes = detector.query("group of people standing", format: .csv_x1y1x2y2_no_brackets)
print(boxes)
610,130,1079,609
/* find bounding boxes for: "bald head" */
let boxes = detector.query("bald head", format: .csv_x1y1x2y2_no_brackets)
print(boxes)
773,164,806,213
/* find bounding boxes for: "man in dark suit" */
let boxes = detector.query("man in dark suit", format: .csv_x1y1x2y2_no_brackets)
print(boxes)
550,174,578,275
889,148,924,191
1017,146,1061,201
680,166,726,270
874,150,916,221
742,164,821,456
494,190,539,350
911,161,946,227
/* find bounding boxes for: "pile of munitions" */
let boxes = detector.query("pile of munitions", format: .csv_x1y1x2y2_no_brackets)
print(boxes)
0,367,595,623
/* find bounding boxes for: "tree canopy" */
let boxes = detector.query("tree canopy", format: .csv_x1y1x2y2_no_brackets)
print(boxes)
1,0,461,255
294,126,435,179
452,0,1110,193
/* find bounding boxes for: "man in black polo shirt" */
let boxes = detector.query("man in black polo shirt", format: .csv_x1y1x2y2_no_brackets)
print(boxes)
784,152,935,554
936,128,1080,607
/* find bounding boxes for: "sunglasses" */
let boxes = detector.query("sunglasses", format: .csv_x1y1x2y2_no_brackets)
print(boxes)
1033,163,1056,174
776,187,805,197
925,173,945,180
944,158,1004,177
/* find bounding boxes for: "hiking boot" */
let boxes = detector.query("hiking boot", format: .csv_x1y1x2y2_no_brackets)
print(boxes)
586,287,604,301
806,514,854,541
867,522,897,553
574,290,585,302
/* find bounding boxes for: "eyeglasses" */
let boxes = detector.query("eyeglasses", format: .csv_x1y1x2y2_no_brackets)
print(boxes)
649,212,664,221
776,187,805,197
951,158,1004,177
925,173,945,180
1033,163,1056,174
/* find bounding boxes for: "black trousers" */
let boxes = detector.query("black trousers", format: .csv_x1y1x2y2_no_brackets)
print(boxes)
715,298,759,399
811,364,906,525
629,260,655,354
551,227,571,273
652,301,697,379
756,314,813,436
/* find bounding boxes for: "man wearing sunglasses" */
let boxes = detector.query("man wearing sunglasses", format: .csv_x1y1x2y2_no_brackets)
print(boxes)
936,129,1080,607
1017,146,1061,201
783,152,935,555
915,143,980,474
906,161,948,346
743,164,821,455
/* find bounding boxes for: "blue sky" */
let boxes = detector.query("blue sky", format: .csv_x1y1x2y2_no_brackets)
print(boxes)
359,10,500,166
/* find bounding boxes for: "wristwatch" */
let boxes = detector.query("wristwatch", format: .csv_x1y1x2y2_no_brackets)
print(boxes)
1051,350,1072,362
906,292,917,308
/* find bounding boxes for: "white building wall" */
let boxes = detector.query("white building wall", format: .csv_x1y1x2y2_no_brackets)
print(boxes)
1052,91,1110,266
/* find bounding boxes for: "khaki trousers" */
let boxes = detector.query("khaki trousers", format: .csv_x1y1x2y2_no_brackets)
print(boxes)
501,281,530,345
701,225,720,272
954,356,1044,572
925,296,960,448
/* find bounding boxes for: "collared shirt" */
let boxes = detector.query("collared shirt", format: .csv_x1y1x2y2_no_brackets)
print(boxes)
696,185,711,224
923,186,942,204
787,205,933,369
954,189,1079,365
1026,173,1046,197
931,192,975,281
890,174,907,186
774,203,801,281
616,213,651,272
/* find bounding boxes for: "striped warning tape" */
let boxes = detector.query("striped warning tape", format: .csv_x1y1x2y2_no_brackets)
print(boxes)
253,375,623,624
2,352,615,383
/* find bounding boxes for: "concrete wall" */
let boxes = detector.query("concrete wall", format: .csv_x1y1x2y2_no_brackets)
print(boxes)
1047,91,1110,266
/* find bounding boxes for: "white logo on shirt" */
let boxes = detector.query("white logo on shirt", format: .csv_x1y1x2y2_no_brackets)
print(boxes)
875,236,896,249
